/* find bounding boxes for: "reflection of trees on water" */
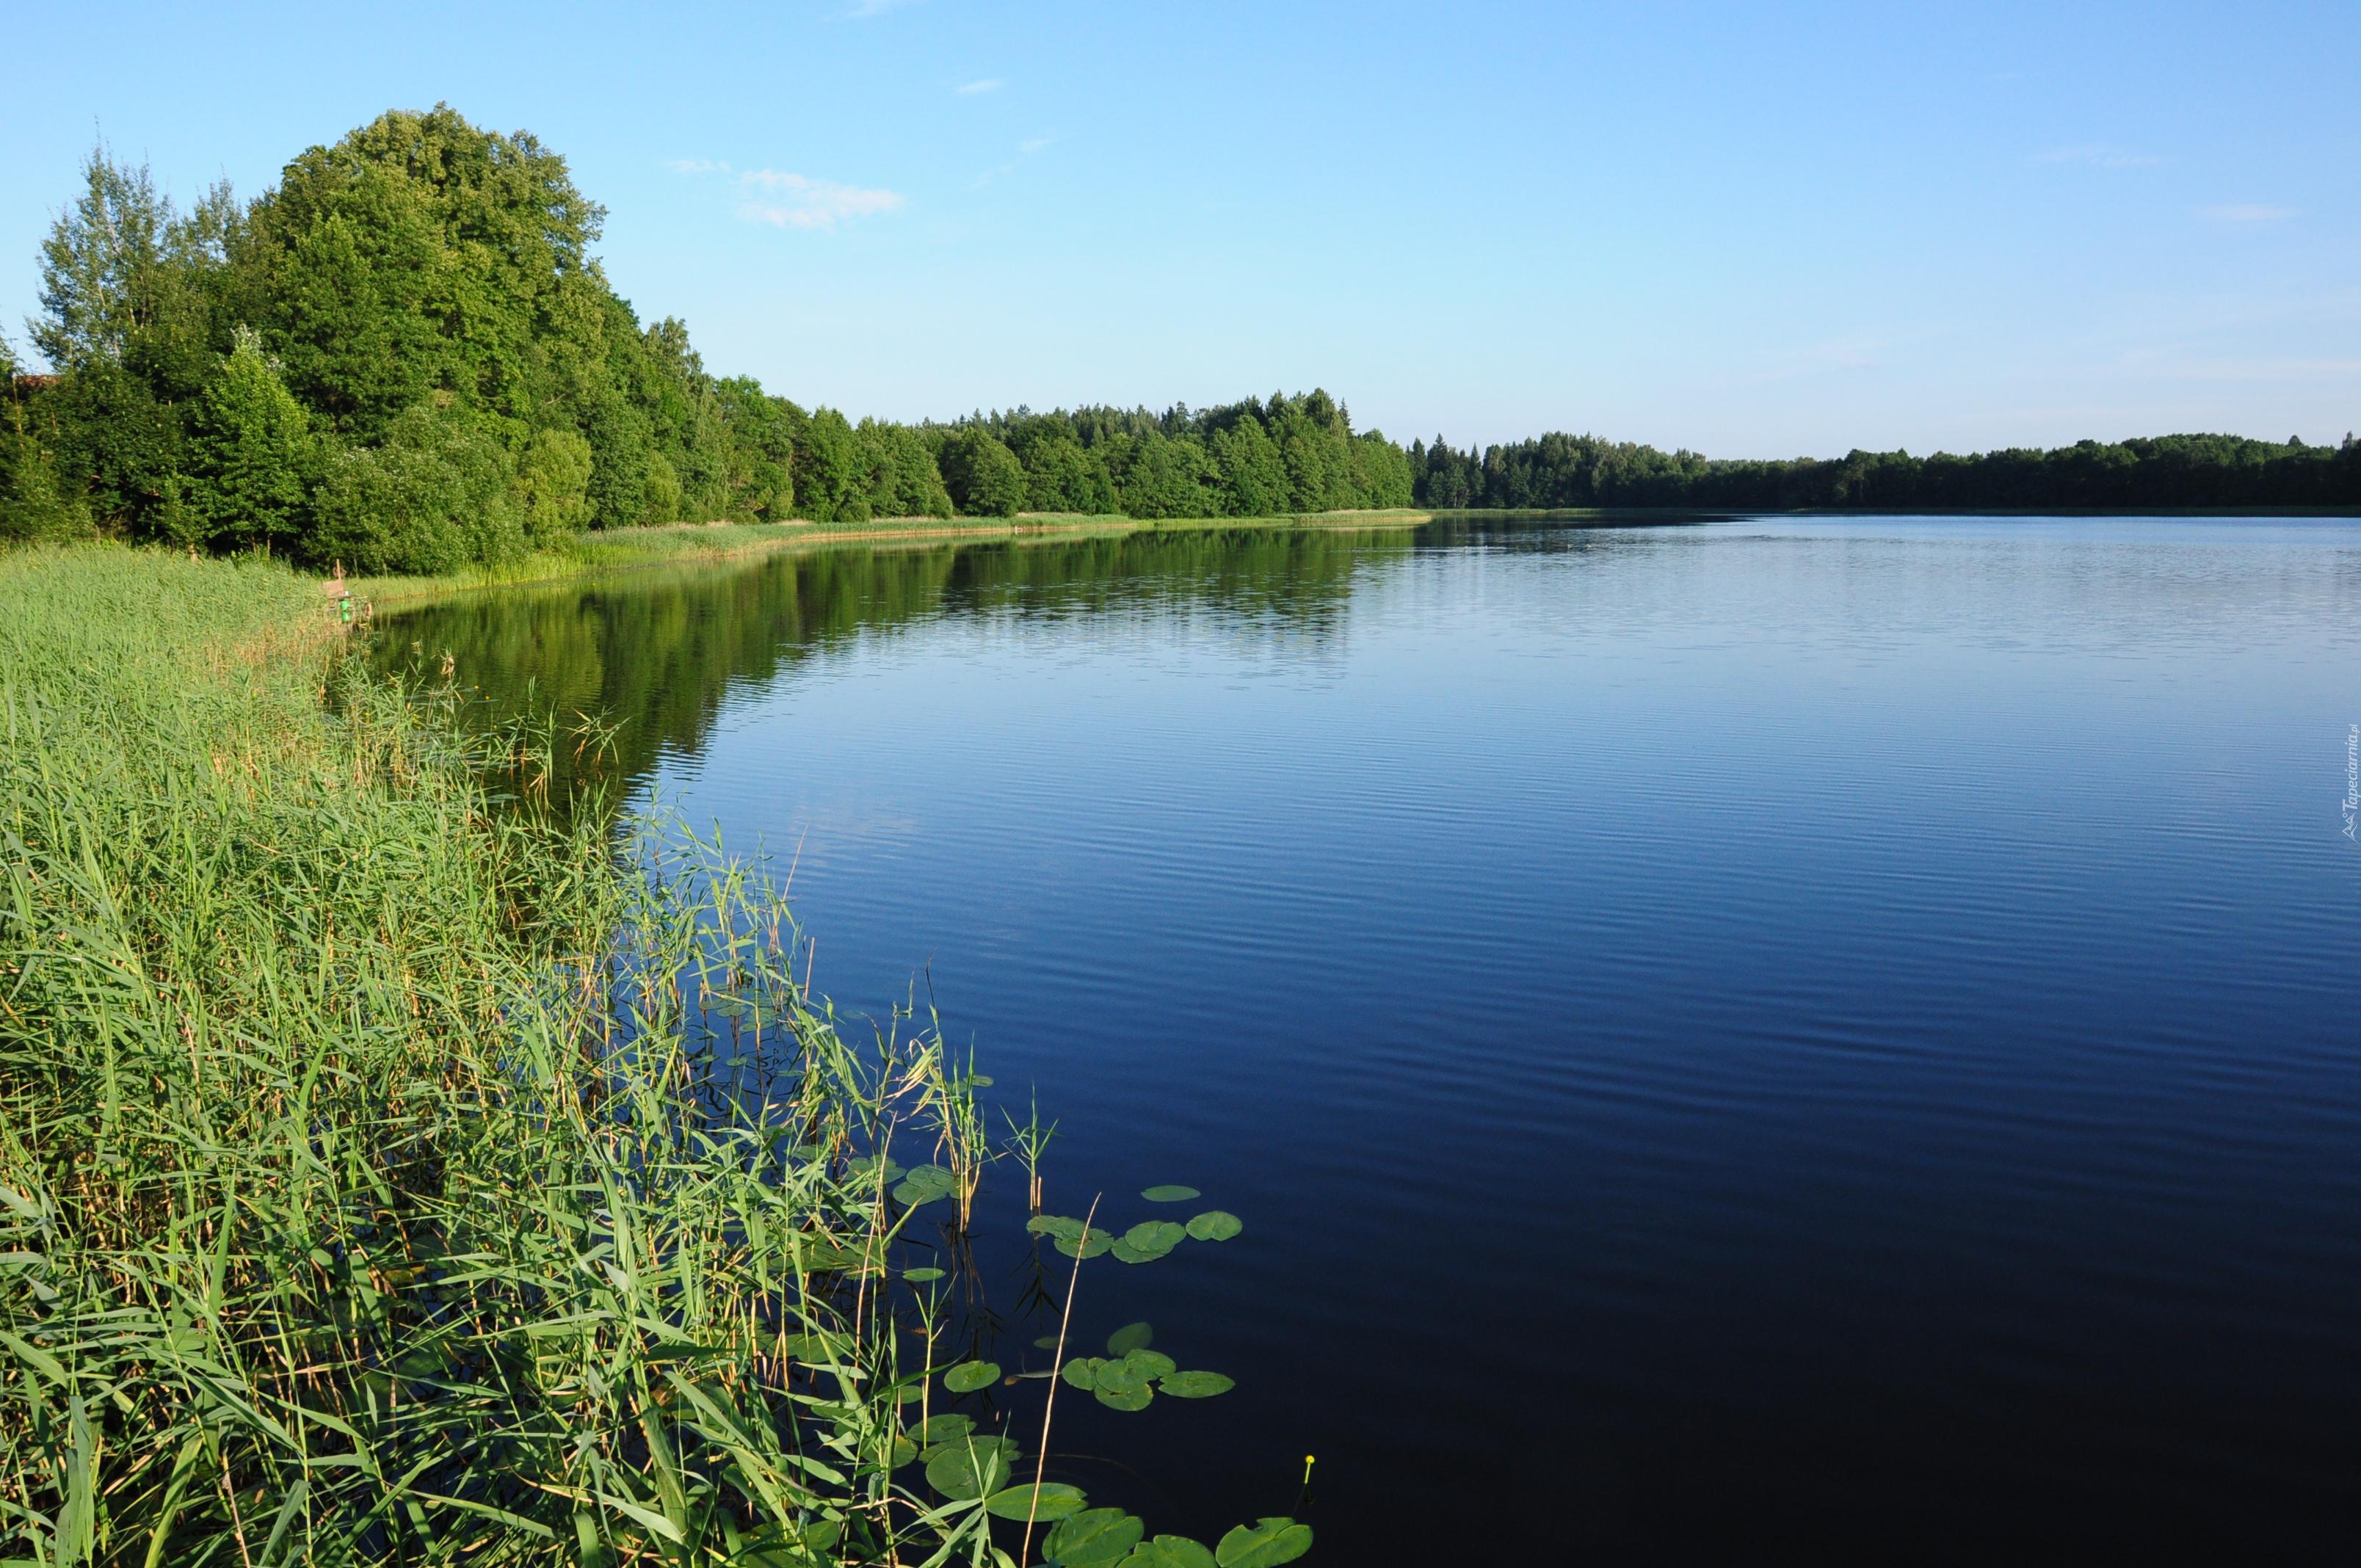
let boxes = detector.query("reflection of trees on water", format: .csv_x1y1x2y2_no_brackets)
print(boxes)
374,526,1417,805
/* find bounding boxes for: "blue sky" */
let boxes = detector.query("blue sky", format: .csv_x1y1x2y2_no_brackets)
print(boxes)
4,0,2354,455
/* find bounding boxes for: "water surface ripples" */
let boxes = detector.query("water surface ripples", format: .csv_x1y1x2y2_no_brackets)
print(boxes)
388,516,2361,1561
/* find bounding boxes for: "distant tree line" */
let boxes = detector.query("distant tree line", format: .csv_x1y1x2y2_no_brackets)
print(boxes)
935,393,1414,520
2,104,2352,568
1410,429,2360,512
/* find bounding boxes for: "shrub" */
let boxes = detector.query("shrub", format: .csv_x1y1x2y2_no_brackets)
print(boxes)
310,402,523,573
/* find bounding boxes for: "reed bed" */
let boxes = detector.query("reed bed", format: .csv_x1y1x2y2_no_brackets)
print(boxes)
355,510,1434,609
0,546,1012,1565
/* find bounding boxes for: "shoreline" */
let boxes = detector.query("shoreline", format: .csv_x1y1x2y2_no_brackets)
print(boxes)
351,501,2361,610
355,507,1439,607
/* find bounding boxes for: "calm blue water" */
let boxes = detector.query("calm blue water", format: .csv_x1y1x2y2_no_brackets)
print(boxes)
385,516,2361,1562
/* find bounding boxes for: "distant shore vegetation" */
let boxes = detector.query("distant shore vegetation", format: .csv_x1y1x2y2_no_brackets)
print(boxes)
2,104,2354,571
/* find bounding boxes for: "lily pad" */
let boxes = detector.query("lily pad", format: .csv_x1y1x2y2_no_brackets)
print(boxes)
1158,1370,1234,1398
894,1165,960,1206
1093,1381,1153,1412
1185,1211,1243,1243
1027,1213,1087,1242
782,1331,849,1363
984,1481,1088,1521
1092,1360,1148,1396
1214,1519,1313,1568
886,1434,918,1467
903,1266,945,1283
910,1414,973,1445
924,1440,1013,1501
1122,1539,1218,1568
795,1238,881,1273
1140,1185,1201,1203
1034,1335,1065,1350
943,1360,1001,1394
1053,1228,1114,1260
1120,1349,1177,1380
1059,1355,1106,1390
1114,1221,1186,1264
1045,1507,1145,1566
921,1432,1017,1466
1105,1321,1154,1357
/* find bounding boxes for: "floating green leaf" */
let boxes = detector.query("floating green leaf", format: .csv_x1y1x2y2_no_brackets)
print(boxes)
983,1481,1087,1521
921,1432,1017,1466
1105,1321,1154,1357
781,1331,849,1363
1045,1507,1145,1566
1092,1360,1147,1396
910,1414,972,1445
943,1360,1000,1394
1158,1371,1234,1398
1214,1519,1313,1568
924,1440,1014,1500
902,1266,945,1283
1122,1538,1218,1568
1059,1356,1106,1390
1028,1213,1087,1242
893,1164,959,1206
1120,1349,1176,1380
1092,1381,1153,1412
1053,1228,1114,1260
1034,1335,1064,1350
886,1434,918,1467
1112,1221,1186,1264
1140,1185,1201,1203
1184,1211,1243,1243
796,1235,886,1274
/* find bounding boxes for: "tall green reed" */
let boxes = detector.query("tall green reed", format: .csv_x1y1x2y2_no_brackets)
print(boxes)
0,545,1307,1568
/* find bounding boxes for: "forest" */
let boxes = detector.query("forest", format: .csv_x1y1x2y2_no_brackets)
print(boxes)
1408,429,2361,512
1,104,2354,571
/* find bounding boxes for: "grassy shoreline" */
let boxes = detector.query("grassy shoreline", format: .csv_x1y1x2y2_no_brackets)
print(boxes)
350,501,2361,610
0,544,1114,1565
355,507,1438,607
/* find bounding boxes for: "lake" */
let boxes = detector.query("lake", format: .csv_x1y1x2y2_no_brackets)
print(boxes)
380,515,2361,1562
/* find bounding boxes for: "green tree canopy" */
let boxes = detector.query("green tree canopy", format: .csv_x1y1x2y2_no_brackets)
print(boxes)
189,328,313,551
937,428,1026,517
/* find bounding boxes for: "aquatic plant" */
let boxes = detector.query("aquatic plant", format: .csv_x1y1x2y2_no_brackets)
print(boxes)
0,544,1310,1566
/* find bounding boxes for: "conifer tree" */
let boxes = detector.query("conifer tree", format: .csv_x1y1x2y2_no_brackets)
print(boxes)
189,327,312,549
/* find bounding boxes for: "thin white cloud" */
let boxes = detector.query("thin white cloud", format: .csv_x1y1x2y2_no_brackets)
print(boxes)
1737,336,1887,385
957,78,1006,95
2198,203,2296,224
971,136,1055,189
738,170,904,231
2031,143,2164,169
667,159,904,231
